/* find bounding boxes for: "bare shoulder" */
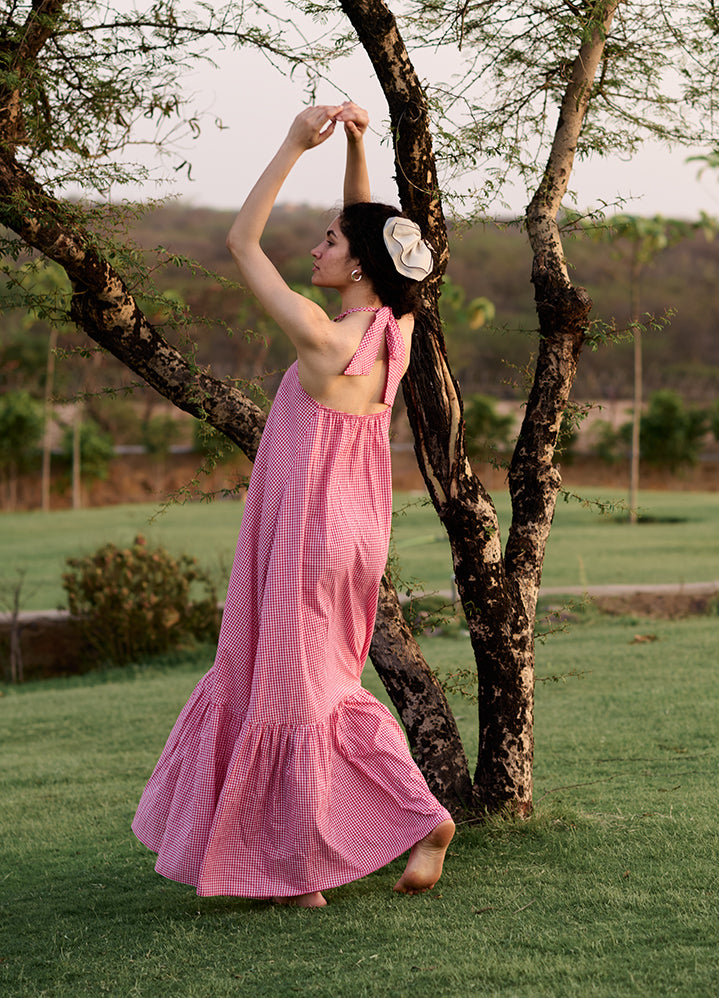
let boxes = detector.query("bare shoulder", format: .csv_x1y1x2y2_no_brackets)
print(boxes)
398,313,415,335
398,312,414,367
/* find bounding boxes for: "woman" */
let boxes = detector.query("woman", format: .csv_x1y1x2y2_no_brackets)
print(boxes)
132,102,455,908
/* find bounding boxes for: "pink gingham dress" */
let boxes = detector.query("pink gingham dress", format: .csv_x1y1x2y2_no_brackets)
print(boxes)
132,306,451,897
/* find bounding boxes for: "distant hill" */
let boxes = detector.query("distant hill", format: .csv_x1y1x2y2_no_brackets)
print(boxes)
125,202,719,404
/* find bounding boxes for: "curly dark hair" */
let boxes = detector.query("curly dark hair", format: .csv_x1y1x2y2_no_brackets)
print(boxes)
338,202,433,319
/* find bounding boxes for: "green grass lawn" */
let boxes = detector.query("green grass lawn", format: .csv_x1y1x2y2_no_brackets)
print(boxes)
2,611,718,997
2,488,718,610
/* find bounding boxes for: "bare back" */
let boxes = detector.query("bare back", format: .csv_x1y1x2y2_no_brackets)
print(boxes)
297,310,414,415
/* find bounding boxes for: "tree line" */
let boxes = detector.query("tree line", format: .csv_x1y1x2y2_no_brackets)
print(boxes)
10,202,716,402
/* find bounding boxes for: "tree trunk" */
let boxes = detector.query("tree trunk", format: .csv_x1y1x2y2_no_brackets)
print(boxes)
72,406,82,509
629,255,642,523
370,575,473,809
343,0,619,814
42,327,58,512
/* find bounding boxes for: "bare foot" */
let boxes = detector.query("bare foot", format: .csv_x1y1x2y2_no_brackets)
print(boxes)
393,818,455,895
272,891,327,908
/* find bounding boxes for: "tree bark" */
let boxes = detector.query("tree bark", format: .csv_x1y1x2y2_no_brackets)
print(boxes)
370,575,473,809
343,0,620,814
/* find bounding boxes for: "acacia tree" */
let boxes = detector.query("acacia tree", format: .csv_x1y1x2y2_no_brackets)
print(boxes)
2,0,718,816
575,213,716,520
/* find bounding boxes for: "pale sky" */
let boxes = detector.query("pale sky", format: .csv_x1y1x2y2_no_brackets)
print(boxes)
109,8,719,222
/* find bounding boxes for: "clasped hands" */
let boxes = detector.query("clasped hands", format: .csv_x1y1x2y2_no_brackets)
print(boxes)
286,101,369,151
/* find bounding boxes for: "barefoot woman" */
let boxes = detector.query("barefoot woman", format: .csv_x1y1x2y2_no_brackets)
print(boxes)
132,102,454,907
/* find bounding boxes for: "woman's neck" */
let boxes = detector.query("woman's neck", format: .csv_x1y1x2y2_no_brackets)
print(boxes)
339,286,382,314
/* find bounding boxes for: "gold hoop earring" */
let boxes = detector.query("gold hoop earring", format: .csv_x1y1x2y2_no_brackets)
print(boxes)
350,269,363,283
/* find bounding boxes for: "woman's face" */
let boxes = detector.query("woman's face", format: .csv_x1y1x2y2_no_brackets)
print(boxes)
310,216,359,289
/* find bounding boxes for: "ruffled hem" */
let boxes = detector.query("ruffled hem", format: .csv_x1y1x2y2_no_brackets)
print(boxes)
132,673,450,897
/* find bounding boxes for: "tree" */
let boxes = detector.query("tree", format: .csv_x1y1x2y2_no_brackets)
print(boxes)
16,260,73,510
572,214,716,520
602,388,709,471
0,390,43,508
59,414,115,500
2,1,719,817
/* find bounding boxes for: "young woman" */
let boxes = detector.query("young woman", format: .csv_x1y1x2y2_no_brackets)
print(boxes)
132,102,455,908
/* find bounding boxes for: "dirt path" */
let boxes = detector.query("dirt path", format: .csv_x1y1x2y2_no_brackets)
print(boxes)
540,581,719,597
540,582,719,619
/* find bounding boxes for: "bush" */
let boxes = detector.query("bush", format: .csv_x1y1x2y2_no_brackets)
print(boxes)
0,390,43,471
709,400,719,443
593,390,709,470
628,390,707,470
60,415,115,481
62,535,219,665
141,412,181,457
464,393,515,462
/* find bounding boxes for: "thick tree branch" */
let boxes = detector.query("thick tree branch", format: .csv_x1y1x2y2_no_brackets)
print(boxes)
11,0,65,65
0,155,266,458
526,0,622,287
507,0,621,615
370,575,473,811
342,0,536,814
0,0,67,152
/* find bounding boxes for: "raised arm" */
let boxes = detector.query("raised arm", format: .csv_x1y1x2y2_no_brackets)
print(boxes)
226,105,342,350
337,102,371,205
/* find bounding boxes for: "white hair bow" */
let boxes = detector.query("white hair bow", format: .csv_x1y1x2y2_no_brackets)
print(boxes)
382,217,434,281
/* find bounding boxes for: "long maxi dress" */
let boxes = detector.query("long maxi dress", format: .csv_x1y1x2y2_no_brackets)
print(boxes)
132,305,451,898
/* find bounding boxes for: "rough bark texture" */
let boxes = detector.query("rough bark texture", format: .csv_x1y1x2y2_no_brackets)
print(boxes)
369,575,473,808
343,0,620,815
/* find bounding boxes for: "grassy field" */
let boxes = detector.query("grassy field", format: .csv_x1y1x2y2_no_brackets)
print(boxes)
2,488,718,610
1,610,718,997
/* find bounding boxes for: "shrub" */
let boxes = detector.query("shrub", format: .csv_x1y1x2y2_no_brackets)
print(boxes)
463,393,515,462
60,415,115,481
0,390,43,471
141,412,181,457
709,400,719,443
626,390,707,470
593,390,709,470
62,535,219,665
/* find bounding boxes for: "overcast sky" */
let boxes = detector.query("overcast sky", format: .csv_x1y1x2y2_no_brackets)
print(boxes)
113,10,719,222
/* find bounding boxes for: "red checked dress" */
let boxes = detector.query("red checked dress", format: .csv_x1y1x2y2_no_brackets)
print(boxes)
132,306,451,897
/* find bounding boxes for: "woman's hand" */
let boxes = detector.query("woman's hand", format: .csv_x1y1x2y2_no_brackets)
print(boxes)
336,101,370,143
286,105,343,151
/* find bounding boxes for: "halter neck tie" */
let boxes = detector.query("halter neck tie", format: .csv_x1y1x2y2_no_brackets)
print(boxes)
339,305,405,406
